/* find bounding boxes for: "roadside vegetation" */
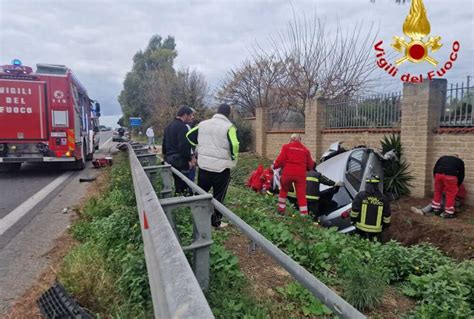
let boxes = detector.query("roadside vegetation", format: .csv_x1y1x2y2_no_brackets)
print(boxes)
59,151,473,318
227,153,473,318
58,153,152,317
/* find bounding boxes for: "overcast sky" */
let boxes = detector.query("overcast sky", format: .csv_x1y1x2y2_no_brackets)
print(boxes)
1,0,473,117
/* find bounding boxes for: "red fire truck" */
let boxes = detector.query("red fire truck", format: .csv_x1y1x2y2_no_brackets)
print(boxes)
0,60,100,171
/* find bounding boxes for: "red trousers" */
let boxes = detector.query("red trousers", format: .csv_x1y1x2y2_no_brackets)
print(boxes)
278,174,308,215
432,173,458,215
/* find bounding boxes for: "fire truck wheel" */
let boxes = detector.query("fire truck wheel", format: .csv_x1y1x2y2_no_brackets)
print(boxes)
0,163,21,172
71,143,86,170
85,150,94,161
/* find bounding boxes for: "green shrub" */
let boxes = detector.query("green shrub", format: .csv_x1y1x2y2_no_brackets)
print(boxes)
234,118,253,152
276,283,332,316
339,255,388,310
403,260,474,318
380,134,414,197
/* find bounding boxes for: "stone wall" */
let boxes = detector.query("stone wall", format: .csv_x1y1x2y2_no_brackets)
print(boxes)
430,133,474,204
265,131,306,159
242,117,256,151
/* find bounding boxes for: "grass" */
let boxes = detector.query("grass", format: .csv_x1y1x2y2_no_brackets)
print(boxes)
59,153,152,318
59,151,474,318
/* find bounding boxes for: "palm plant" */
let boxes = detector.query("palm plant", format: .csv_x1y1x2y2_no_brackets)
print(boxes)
380,134,414,197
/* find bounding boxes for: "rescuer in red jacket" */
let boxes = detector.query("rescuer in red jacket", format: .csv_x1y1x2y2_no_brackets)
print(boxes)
273,134,315,216
431,154,465,218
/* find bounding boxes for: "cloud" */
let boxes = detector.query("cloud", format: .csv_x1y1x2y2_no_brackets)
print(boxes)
0,0,472,115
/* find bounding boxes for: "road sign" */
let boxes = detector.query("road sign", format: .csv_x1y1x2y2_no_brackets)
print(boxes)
129,117,142,127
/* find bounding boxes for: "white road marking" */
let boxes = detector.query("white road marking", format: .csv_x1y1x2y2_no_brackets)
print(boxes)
0,171,73,236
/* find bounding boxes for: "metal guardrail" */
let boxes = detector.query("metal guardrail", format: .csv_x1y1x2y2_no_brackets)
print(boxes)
130,147,366,318
128,144,214,319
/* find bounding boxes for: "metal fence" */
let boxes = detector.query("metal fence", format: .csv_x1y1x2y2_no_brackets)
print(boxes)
267,107,305,131
128,142,366,319
440,77,473,127
325,93,402,129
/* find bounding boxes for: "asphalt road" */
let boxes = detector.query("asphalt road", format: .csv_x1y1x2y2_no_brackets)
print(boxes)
0,131,113,224
0,130,115,315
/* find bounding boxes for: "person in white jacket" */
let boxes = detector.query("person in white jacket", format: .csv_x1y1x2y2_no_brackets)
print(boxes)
146,126,155,149
186,104,240,227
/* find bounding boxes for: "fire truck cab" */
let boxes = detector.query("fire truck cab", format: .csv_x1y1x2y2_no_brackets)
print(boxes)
0,60,100,171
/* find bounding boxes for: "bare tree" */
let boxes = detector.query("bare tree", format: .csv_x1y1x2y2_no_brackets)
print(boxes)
217,55,284,116
217,12,381,117
173,68,210,109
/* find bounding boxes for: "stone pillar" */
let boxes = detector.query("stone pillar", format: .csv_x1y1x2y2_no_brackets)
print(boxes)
305,98,326,160
255,107,268,158
401,79,447,197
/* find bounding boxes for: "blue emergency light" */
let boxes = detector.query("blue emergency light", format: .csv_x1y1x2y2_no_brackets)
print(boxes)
12,59,22,66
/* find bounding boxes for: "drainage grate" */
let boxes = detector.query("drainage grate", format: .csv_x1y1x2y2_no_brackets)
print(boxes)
37,281,93,319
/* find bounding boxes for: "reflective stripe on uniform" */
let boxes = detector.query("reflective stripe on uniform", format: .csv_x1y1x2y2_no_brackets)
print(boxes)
307,177,319,182
356,222,382,233
377,206,383,228
356,203,383,233
383,216,391,223
306,195,320,200
350,210,359,218
431,200,441,209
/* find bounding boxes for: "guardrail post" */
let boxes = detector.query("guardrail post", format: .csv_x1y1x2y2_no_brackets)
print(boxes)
159,194,214,289
143,166,159,187
155,165,173,198
137,154,157,167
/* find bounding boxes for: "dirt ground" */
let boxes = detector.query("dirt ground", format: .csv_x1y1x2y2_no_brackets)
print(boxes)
223,228,415,318
387,197,474,260
3,232,77,319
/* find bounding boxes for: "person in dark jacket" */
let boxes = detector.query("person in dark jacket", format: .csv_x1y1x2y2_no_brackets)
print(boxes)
431,154,465,218
306,170,344,217
162,106,195,194
287,170,344,217
350,175,391,242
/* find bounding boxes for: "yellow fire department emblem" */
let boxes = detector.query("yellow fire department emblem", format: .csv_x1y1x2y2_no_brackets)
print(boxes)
391,0,442,66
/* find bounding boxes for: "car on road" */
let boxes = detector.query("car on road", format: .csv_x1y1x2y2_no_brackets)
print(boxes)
112,128,129,142
313,144,393,233
99,125,112,132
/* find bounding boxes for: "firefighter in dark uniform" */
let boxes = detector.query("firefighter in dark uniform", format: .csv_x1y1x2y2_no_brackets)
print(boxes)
350,175,391,241
287,170,344,218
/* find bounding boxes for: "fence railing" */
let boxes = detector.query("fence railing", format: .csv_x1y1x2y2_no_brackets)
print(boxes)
325,92,402,129
128,142,366,319
267,107,305,131
440,77,473,127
